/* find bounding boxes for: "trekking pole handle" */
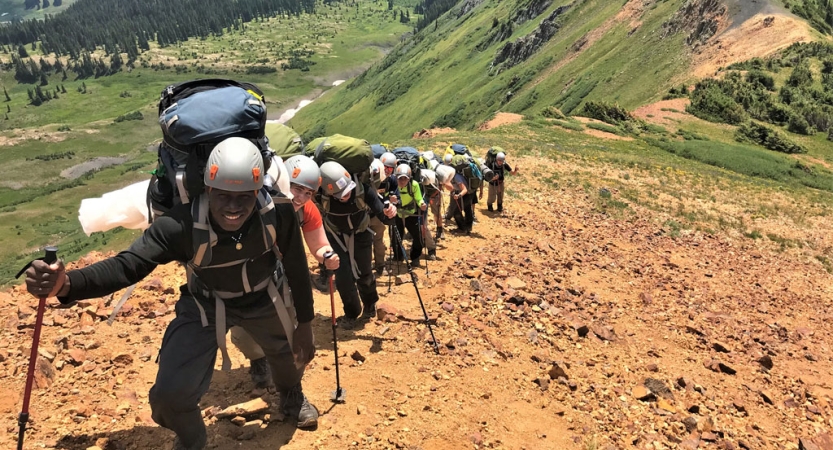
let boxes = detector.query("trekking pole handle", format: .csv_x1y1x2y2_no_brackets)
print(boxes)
323,251,334,260
43,246,58,265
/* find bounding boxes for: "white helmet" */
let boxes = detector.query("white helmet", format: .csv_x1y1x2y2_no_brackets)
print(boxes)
420,169,437,187
380,152,397,168
284,155,321,191
443,153,453,164
320,161,356,199
394,164,412,179
435,165,455,185
204,137,264,192
496,152,506,161
422,150,436,161
370,159,385,185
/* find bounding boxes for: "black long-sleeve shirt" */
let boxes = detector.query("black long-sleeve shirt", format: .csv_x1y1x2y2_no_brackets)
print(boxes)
62,199,316,323
316,183,393,234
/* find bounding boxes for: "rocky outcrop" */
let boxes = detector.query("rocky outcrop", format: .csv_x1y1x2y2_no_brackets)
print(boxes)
513,0,553,25
662,0,727,46
457,0,484,18
490,4,571,71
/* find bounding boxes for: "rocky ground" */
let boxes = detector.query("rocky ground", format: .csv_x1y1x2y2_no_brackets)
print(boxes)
1,155,832,450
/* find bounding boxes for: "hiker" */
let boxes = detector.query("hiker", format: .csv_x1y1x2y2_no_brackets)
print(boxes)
317,161,397,326
417,169,440,259
392,164,428,266
230,155,339,390
444,164,472,234
370,152,399,276
485,151,518,212
24,138,319,450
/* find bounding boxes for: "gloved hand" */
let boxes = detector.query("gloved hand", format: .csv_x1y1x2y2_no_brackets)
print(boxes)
292,321,315,369
25,259,68,298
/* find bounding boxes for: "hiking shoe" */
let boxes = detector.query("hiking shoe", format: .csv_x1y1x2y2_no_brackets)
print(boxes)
311,271,330,294
281,383,319,428
249,357,273,389
497,204,503,212
427,250,437,261
339,316,358,330
411,258,422,267
171,432,207,450
488,204,494,212
360,303,377,321
375,265,385,276
435,229,444,241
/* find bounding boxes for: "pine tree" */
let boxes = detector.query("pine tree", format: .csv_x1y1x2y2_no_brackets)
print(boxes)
18,45,28,58
6,105,9,113
3,87,9,102
60,84,66,94
40,72,48,86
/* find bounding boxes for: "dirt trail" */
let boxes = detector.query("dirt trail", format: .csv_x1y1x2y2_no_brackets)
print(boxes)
1,155,832,449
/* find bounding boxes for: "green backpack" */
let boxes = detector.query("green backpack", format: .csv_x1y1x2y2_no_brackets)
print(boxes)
305,134,374,176
265,122,304,158
485,146,504,165
451,154,483,191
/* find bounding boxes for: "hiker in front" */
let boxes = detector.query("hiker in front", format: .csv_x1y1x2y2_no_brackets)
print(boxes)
485,149,518,212
392,164,428,266
230,155,339,391
24,138,318,450
316,161,397,327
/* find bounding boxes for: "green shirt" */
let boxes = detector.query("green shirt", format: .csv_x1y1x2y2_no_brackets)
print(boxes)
397,180,425,217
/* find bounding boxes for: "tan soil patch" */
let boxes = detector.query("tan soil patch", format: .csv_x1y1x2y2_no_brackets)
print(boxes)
478,112,524,130
691,13,814,78
412,127,457,139
0,128,81,147
583,128,634,141
632,98,691,126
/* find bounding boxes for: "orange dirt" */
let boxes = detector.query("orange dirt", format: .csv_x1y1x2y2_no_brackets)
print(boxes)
1,155,832,449
412,128,457,139
478,112,524,131
691,13,814,78
632,98,691,126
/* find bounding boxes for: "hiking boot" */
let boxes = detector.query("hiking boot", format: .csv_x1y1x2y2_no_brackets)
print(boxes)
497,204,503,212
411,258,422,267
338,316,358,330
488,204,494,212
427,249,437,261
435,228,444,241
281,383,319,428
360,303,377,321
249,357,273,389
311,270,330,294
375,265,385,276
171,431,207,450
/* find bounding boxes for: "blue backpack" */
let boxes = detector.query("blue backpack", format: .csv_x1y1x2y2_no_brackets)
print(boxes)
148,79,271,219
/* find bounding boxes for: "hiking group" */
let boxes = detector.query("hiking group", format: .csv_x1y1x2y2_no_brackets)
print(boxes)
20,79,518,450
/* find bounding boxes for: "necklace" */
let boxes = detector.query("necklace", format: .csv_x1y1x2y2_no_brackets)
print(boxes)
230,233,244,250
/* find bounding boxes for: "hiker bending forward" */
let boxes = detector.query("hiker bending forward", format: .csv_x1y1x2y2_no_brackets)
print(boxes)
24,138,318,450
316,161,396,325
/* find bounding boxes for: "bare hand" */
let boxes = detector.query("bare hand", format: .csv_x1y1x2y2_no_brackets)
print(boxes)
323,253,340,270
419,203,428,211
25,259,67,298
292,322,315,369
384,204,397,218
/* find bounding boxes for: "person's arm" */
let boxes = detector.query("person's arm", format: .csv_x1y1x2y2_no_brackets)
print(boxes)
300,203,337,268
366,183,396,224
274,203,315,324
59,211,189,303
455,179,468,197
506,162,518,175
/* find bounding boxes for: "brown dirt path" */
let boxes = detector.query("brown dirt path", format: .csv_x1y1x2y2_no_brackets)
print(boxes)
1,155,832,449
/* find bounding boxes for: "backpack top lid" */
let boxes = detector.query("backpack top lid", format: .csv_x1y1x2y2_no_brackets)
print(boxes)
371,144,388,159
265,122,303,157
450,143,469,155
305,134,374,176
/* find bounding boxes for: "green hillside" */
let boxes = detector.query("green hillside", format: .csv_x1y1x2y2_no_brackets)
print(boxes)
289,0,694,141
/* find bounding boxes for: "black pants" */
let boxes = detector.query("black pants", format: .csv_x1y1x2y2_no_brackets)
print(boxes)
149,296,302,448
327,229,377,318
452,193,474,232
393,215,424,261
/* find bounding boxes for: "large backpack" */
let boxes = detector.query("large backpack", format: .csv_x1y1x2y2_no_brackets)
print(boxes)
266,122,304,158
450,143,471,156
148,79,270,219
486,146,504,165
371,144,388,159
305,134,374,176
451,154,483,191
393,146,425,183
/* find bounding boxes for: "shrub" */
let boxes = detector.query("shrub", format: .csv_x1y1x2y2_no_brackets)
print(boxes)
114,111,143,123
57,124,71,132
687,79,747,124
787,60,813,87
663,84,689,99
788,112,814,135
828,127,833,141
541,106,566,120
746,70,775,91
586,122,625,136
735,121,806,154
579,101,634,125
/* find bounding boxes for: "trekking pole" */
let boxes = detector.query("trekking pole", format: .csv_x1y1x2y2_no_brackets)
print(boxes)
419,210,429,277
323,251,345,403
14,246,58,450
389,225,440,354
387,223,394,294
